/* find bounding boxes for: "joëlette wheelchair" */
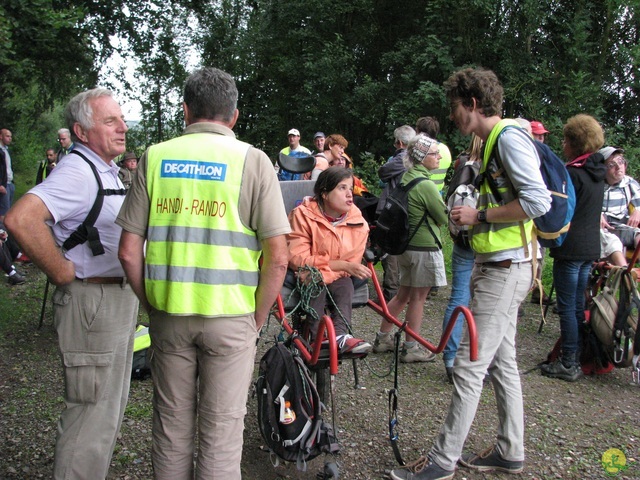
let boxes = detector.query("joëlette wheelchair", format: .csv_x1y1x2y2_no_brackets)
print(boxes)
266,153,479,470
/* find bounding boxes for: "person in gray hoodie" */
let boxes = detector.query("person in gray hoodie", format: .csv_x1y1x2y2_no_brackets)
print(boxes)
373,125,415,305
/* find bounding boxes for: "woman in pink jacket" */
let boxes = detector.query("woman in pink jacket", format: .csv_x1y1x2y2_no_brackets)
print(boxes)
288,166,373,354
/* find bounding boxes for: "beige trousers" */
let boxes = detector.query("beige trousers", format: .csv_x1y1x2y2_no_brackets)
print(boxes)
53,280,138,480
148,312,258,480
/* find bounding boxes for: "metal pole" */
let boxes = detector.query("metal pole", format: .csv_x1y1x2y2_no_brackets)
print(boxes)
38,279,50,330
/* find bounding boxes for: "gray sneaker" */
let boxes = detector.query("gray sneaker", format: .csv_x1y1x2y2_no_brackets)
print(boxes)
540,360,583,382
400,343,436,363
390,457,454,480
7,272,26,285
459,446,524,474
373,332,395,353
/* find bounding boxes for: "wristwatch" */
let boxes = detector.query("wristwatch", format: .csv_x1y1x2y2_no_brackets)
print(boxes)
477,210,488,223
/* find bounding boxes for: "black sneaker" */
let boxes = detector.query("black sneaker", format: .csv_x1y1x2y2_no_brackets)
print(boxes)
445,366,454,384
541,360,583,382
459,446,523,474
7,272,26,285
390,457,454,480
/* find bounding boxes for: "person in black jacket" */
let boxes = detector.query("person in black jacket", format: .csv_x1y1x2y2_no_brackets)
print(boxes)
0,148,8,221
0,220,26,284
35,149,57,185
543,114,606,382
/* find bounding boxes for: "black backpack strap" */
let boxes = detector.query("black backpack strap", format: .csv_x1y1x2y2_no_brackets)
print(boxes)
404,177,443,249
61,151,127,256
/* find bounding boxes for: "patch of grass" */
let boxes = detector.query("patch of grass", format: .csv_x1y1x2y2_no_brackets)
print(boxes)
125,401,153,420
0,268,49,334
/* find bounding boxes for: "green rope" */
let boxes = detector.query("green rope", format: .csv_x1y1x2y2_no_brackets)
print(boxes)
264,265,397,378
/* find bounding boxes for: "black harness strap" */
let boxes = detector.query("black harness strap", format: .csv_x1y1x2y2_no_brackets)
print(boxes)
404,177,443,250
61,151,127,256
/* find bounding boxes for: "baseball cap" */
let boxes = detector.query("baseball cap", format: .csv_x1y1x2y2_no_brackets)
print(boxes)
530,121,549,135
599,146,624,161
314,131,325,139
287,128,300,136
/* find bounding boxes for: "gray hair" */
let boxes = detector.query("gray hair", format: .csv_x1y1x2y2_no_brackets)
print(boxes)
403,133,438,169
183,67,238,122
394,125,416,147
64,88,114,142
57,128,71,136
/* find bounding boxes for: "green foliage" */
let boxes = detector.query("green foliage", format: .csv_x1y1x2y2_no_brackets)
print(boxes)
353,152,384,197
2,0,640,190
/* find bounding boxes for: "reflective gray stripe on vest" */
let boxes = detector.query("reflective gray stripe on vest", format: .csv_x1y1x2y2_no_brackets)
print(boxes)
148,225,260,251
147,264,259,286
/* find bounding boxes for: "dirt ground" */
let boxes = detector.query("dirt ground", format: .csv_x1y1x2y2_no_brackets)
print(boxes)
1,267,638,479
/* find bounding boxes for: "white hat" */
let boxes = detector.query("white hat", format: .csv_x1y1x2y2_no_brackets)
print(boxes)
287,128,300,136
599,146,624,161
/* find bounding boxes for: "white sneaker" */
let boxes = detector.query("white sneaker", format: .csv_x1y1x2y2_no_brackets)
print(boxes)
401,343,436,363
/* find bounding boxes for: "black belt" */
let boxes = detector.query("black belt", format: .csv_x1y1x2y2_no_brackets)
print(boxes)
76,276,127,285
480,259,512,269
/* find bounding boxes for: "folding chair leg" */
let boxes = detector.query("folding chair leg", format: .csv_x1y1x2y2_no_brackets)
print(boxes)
38,279,50,330
352,358,362,389
538,281,555,334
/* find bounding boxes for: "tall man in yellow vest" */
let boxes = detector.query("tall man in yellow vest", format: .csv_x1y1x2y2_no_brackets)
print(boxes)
117,67,290,479
5,88,139,479
391,68,551,480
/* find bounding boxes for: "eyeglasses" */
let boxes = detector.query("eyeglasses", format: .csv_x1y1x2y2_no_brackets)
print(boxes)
426,152,439,157
605,158,626,170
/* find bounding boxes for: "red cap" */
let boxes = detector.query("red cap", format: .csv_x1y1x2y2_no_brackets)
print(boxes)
530,121,549,135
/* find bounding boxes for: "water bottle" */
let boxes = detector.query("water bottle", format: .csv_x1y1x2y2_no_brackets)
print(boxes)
281,401,296,424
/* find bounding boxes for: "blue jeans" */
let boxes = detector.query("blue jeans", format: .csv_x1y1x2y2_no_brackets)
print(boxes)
0,182,13,215
552,259,591,363
442,243,475,368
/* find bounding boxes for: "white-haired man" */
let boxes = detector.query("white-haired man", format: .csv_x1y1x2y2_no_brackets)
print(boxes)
6,88,139,479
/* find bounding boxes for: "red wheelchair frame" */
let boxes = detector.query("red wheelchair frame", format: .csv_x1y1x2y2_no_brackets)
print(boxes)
272,251,479,377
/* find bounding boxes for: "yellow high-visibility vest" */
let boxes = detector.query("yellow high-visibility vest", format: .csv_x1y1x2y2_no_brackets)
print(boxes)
145,132,261,316
471,119,533,254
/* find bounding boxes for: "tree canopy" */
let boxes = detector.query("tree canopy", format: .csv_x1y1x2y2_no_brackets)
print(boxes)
2,0,639,182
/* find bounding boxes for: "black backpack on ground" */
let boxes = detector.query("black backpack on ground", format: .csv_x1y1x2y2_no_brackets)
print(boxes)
371,177,441,255
256,342,339,470
131,325,151,380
